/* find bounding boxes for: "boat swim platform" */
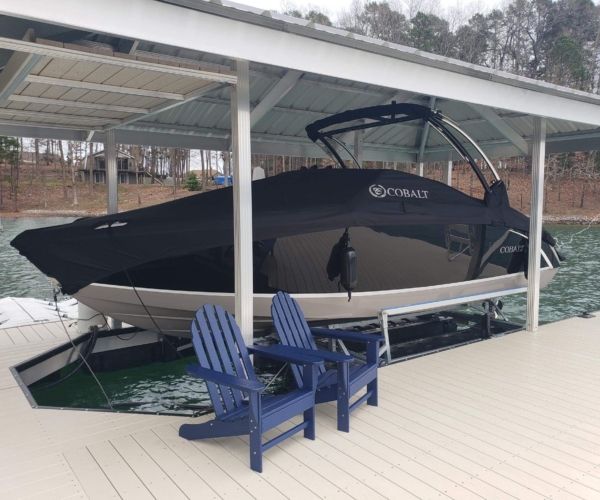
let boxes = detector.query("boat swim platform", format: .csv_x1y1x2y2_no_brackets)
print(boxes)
1,313,600,499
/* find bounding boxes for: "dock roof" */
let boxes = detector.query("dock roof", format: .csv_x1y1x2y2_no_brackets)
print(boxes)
0,0,599,161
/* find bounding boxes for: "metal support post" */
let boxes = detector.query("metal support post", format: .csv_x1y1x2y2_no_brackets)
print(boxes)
416,96,436,178
104,129,121,329
377,310,392,365
105,128,118,215
526,117,546,332
443,152,452,186
231,60,254,345
353,127,363,167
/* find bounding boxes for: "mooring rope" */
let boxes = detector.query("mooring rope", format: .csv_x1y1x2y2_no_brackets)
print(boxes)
54,292,114,410
555,212,600,248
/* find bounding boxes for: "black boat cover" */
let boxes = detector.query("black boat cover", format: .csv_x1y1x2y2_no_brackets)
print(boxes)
11,168,552,295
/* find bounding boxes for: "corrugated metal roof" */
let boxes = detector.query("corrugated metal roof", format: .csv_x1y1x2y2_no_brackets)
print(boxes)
0,2,599,160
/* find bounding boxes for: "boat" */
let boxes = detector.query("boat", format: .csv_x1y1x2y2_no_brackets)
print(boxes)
11,103,562,338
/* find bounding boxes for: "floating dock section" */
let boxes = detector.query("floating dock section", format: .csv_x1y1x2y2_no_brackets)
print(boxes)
1,313,600,499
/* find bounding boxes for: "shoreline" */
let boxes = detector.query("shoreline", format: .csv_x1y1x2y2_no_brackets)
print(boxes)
1,210,599,225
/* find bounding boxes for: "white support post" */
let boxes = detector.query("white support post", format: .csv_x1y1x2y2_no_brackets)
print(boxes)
526,117,546,332
105,128,118,215
443,152,453,186
104,128,121,329
353,128,364,167
416,96,436,177
231,60,254,345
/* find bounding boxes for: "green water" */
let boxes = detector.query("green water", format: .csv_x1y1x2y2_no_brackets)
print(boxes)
3,218,600,413
32,355,211,415
31,355,286,415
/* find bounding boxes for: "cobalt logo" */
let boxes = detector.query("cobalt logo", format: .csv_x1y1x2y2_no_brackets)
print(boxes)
500,245,526,254
369,185,429,199
369,185,387,198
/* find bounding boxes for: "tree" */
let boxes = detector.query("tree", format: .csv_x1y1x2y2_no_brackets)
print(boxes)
409,12,454,56
0,137,19,211
183,171,201,191
454,14,490,65
283,4,333,26
360,2,409,44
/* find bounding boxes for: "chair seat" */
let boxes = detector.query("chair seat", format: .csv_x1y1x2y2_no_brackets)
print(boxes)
220,389,314,423
317,364,361,389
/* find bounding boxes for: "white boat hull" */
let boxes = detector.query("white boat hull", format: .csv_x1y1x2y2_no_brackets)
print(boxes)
74,268,557,338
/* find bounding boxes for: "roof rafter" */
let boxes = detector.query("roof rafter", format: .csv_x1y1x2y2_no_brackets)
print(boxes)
0,108,120,125
8,94,150,114
24,75,186,100
0,30,43,106
105,81,224,130
250,70,303,128
467,103,529,155
0,36,237,83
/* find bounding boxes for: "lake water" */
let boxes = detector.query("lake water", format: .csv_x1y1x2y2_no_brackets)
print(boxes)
1,217,599,323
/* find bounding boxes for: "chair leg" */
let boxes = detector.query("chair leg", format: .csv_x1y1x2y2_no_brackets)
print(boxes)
303,363,318,439
304,405,316,440
248,392,263,473
367,377,378,406
337,362,350,432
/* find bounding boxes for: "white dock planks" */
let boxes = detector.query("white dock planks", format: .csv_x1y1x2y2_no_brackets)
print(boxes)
0,321,77,348
1,313,600,499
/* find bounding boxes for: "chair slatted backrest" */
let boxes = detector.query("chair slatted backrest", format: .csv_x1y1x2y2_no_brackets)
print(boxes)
272,292,326,388
191,304,258,417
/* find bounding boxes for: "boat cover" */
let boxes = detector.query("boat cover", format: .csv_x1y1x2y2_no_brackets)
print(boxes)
11,168,553,295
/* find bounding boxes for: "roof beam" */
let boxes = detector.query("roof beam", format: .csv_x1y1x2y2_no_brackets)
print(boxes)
0,118,101,131
134,49,395,99
7,94,150,114
0,36,237,83
250,70,303,128
105,81,224,130
24,75,186,100
14,0,599,125
118,39,139,55
467,103,529,155
0,29,43,106
0,108,121,125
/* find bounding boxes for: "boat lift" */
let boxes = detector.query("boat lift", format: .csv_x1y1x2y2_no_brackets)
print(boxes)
377,287,528,363
328,287,527,365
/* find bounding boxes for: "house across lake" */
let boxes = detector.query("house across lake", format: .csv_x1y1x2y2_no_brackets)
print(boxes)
79,150,149,185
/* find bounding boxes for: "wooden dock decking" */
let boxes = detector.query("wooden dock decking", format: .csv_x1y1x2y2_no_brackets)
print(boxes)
1,314,600,499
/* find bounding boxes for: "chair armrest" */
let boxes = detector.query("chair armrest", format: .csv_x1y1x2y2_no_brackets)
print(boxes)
186,365,264,392
248,345,324,367
310,328,385,343
270,344,353,363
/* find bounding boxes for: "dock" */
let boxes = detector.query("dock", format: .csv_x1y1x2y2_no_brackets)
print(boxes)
1,313,600,499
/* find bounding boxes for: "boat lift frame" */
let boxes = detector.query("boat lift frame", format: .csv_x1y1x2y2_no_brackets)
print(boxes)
376,287,527,364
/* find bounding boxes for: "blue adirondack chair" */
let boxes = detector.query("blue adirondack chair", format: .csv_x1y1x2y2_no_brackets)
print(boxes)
179,304,324,472
271,292,384,432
